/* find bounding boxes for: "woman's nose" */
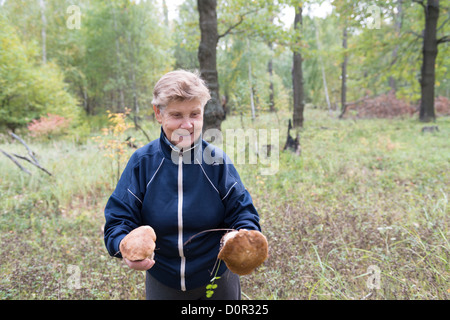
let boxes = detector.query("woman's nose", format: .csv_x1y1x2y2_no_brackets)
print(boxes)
180,118,193,129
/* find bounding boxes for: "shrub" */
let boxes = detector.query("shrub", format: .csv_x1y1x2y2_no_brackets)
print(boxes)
92,108,135,184
27,114,71,139
435,96,450,116
344,91,416,119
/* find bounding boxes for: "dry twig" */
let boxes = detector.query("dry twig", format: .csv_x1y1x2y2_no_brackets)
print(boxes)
0,148,32,175
1,132,53,176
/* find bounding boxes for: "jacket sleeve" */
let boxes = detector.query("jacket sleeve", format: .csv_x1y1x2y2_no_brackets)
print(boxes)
104,152,144,258
221,164,261,232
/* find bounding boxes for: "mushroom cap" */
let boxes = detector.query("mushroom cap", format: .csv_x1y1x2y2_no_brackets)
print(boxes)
218,229,268,275
120,225,157,261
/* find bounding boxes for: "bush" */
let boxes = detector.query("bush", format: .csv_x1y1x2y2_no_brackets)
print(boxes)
435,96,450,116
343,91,416,119
27,114,71,139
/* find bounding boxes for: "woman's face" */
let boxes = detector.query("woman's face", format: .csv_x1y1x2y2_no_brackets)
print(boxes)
154,98,204,149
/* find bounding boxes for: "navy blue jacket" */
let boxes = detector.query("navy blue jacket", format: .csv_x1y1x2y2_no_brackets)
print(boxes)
104,129,260,291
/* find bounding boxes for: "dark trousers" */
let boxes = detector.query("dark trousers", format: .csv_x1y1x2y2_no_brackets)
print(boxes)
145,269,241,300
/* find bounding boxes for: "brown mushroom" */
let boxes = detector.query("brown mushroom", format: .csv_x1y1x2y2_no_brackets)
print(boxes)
119,225,157,261
218,229,268,275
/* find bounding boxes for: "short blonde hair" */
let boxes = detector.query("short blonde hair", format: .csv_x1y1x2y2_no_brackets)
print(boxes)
152,70,211,109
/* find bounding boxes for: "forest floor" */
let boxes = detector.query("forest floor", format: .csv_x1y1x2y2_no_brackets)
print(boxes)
0,109,449,300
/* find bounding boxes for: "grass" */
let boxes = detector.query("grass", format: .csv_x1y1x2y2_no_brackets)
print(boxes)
0,109,449,300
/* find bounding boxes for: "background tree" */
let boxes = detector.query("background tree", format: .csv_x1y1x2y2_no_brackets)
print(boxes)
197,0,224,131
291,3,305,128
1,0,448,133
197,0,279,130
82,0,173,117
0,13,79,131
415,0,449,122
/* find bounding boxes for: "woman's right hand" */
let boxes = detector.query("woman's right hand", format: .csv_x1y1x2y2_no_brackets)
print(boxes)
123,257,155,271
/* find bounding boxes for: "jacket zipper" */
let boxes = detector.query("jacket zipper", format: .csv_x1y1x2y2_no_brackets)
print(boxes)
177,152,186,291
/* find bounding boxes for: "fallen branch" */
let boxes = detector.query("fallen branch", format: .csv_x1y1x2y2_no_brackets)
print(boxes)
9,131,38,163
0,148,32,175
12,152,52,176
3,131,53,176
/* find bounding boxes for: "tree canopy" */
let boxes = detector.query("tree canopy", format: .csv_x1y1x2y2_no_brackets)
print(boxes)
0,0,448,132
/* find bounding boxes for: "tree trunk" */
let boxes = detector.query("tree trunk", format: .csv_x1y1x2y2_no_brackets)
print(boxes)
389,0,403,91
341,25,348,116
197,0,224,132
292,6,304,128
267,13,275,113
314,18,331,114
39,0,47,64
419,0,439,122
249,59,256,121
128,33,140,128
162,0,169,27
112,6,125,112
268,62,275,112
248,39,256,121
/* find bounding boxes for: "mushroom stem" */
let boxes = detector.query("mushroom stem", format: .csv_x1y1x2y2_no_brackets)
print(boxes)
183,228,236,246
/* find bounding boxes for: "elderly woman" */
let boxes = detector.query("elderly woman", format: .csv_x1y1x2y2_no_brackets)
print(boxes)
104,70,261,300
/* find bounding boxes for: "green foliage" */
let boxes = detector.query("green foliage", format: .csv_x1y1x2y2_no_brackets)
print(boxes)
218,38,279,113
2,0,174,130
2,0,448,126
0,14,79,131
327,0,449,104
81,0,174,114
206,260,222,298
172,0,200,70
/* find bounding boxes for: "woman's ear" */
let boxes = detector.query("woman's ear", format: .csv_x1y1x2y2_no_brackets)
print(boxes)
153,105,163,124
